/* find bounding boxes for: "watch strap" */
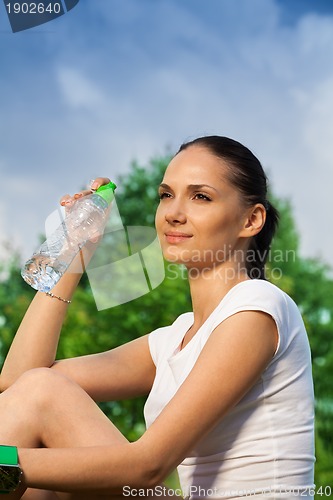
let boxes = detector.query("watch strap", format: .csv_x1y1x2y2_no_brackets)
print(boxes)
0,446,18,466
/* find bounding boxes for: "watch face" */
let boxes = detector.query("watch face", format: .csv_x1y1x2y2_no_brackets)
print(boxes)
0,464,22,493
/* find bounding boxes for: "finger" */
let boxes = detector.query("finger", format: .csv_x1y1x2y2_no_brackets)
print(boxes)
60,195,76,215
89,235,102,244
73,189,93,200
89,177,111,191
60,194,74,206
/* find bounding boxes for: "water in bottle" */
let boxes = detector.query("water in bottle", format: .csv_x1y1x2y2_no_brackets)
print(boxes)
21,181,116,292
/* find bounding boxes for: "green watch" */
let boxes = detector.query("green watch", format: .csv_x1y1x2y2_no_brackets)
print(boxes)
0,446,22,494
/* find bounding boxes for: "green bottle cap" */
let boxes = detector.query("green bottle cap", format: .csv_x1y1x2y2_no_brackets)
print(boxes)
95,181,117,204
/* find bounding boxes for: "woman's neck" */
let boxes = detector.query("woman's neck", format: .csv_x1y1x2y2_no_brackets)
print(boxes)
187,261,250,327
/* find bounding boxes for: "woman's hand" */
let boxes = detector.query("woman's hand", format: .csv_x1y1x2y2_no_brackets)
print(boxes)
60,177,112,209
60,177,113,250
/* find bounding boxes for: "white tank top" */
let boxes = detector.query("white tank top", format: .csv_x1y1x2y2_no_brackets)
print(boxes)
144,280,315,499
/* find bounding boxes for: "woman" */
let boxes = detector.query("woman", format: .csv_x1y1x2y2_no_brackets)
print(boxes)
0,136,315,499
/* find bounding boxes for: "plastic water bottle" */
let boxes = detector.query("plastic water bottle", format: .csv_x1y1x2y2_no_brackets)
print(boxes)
21,181,117,292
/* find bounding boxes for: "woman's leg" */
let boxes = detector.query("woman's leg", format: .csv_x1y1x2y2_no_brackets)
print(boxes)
0,367,129,499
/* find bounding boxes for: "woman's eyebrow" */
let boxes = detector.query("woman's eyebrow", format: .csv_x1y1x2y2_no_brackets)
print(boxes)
158,183,218,193
158,183,171,190
187,184,218,193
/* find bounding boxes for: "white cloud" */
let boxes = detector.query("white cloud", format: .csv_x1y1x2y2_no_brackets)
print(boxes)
56,67,105,109
302,77,333,164
297,13,333,55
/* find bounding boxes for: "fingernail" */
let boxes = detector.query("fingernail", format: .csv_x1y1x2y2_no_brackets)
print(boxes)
91,181,98,190
74,193,82,199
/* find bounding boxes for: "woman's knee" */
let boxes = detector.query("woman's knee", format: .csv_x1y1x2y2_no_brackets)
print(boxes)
14,368,76,409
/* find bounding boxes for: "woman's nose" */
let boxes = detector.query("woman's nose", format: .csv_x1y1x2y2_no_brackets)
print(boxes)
165,202,187,225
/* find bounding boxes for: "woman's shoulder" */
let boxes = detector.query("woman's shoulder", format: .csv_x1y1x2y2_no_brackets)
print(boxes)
210,279,306,360
213,279,292,330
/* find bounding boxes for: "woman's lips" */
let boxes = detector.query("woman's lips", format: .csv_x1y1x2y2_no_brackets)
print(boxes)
165,232,193,244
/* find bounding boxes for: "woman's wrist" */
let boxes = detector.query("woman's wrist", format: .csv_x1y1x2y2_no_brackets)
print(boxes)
44,292,72,304
0,445,23,494
43,240,99,304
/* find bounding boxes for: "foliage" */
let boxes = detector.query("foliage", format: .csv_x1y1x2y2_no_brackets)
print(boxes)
0,153,332,489
268,196,333,475
0,247,35,367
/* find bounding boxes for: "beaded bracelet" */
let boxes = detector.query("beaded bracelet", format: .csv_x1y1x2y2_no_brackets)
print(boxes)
45,291,72,304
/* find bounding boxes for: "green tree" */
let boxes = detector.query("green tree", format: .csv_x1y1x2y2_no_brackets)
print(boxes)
268,197,333,490
0,245,35,367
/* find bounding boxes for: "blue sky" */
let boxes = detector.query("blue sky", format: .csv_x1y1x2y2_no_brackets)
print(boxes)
0,0,333,270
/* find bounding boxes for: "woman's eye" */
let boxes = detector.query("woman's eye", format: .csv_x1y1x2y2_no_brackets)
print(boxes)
158,191,172,200
193,193,212,201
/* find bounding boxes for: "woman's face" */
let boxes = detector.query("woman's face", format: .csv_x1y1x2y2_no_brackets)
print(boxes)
155,146,250,270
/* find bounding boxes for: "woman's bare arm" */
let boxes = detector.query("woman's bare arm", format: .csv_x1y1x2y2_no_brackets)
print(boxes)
0,178,110,390
0,245,92,390
52,335,156,401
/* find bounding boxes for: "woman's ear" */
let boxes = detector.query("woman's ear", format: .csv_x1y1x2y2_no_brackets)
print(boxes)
240,204,266,237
